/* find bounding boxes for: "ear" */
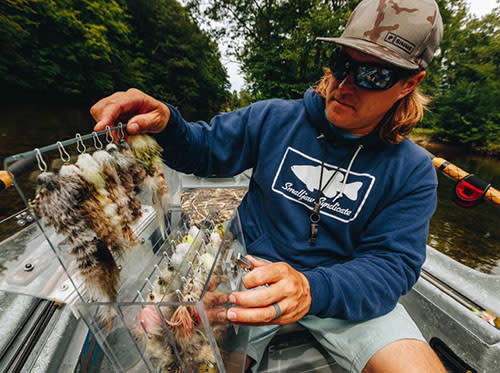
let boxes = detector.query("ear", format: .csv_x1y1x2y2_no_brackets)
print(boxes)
397,71,426,100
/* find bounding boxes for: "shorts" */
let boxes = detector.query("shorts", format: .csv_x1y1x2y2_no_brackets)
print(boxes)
247,303,426,373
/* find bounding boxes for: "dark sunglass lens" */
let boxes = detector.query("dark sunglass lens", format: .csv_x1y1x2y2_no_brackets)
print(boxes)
331,53,351,81
356,66,395,90
333,69,347,81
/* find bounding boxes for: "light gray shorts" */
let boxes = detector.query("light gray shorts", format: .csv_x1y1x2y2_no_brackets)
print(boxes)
247,303,426,373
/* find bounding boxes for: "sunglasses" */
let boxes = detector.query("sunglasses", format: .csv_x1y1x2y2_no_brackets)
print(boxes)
329,51,415,90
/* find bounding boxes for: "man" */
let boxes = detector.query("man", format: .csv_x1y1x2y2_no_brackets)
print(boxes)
91,0,446,371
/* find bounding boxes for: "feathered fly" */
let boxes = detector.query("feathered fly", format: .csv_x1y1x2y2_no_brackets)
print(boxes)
31,169,119,305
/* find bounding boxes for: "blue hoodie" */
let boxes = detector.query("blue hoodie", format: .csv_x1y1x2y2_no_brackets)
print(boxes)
155,88,437,321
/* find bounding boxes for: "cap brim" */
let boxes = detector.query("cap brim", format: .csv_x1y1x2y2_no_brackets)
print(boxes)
316,37,419,70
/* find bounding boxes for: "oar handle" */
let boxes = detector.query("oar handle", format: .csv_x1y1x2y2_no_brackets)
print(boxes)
433,157,500,207
0,156,36,192
0,170,13,192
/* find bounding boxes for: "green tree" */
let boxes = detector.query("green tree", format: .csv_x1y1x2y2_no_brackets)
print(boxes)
0,0,145,98
124,0,230,120
190,0,360,100
0,0,230,119
226,88,255,110
418,0,470,96
423,4,500,152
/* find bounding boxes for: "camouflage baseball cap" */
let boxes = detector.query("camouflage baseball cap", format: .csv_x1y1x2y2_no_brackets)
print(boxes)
317,0,443,70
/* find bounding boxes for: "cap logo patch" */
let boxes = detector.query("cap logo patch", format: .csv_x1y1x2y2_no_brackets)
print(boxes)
384,32,415,54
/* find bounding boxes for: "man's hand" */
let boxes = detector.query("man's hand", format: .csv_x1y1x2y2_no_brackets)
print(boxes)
227,256,311,325
90,88,170,136
201,275,230,324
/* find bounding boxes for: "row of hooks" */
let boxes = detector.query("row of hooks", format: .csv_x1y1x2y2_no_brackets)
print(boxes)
34,125,127,172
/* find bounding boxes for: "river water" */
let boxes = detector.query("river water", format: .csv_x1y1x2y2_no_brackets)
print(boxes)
1,104,499,275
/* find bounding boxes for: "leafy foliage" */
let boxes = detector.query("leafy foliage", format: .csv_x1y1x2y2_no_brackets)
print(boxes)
124,0,229,119
422,2,500,153
226,89,254,110
0,0,229,120
190,0,360,100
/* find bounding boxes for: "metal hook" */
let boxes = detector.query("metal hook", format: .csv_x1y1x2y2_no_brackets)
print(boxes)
75,133,86,153
57,141,71,163
105,125,113,144
34,148,48,172
117,123,125,140
92,132,103,150
154,264,162,277
145,278,155,292
175,289,183,300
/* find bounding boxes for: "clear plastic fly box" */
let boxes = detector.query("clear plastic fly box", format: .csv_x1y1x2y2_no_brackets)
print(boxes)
75,210,250,373
0,128,250,372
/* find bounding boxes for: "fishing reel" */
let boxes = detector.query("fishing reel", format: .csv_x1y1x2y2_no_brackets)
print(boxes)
454,174,491,208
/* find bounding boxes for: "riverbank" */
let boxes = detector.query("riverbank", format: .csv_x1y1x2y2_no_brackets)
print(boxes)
409,128,500,158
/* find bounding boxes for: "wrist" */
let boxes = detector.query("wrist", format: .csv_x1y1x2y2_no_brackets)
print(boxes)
303,270,329,316
299,271,312,314
159,102,171,132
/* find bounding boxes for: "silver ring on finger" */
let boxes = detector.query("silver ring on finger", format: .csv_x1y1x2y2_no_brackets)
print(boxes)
272,302,281,320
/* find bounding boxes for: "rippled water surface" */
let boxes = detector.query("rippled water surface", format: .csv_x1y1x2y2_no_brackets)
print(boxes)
1,104,499,274
425,144,500,275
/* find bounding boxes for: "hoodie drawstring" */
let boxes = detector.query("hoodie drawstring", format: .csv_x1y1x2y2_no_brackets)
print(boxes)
309,140,364,245
340,144,364,196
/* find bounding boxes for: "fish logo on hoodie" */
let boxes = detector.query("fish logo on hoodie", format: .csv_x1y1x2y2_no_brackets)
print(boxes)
271,147,375,223
291,165,363,201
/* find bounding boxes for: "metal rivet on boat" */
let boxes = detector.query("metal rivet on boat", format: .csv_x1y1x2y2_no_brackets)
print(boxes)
24,263,33,272
60,284,68,291
140,238,145,244
118,265,122,271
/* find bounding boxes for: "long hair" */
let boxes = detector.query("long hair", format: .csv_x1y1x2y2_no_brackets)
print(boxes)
314,69,431,144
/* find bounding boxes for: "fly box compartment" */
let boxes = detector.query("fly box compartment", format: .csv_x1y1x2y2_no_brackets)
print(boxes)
1,128,249,372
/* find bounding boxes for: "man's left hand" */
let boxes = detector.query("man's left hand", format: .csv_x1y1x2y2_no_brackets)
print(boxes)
227,256,311,325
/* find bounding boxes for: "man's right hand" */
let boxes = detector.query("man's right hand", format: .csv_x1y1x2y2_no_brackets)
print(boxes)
91,88,170,136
